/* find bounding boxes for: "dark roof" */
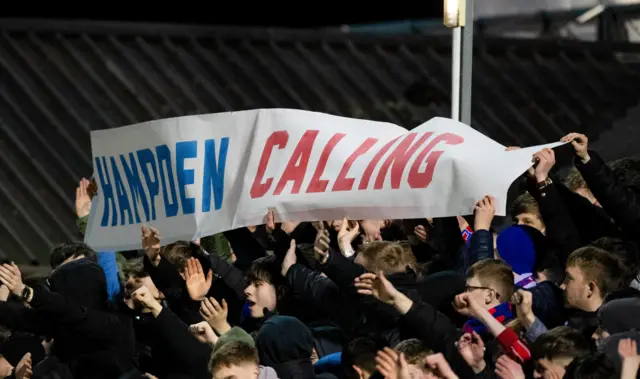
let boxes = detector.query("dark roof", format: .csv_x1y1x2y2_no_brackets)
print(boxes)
1,18,640,264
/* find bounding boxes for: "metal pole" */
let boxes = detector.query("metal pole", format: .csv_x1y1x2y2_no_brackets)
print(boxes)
460,0,474,125
451,26,462,121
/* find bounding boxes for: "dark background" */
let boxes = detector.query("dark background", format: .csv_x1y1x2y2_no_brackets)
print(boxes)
0,3,444,28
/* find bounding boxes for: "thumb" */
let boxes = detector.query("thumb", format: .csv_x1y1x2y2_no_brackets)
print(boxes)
206,269,213,284
379,271,393,289
222,298,228,311
339,218,348,234
289,239,296,251
398,352,408,369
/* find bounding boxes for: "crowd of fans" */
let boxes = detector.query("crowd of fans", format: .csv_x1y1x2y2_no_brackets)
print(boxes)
0,132,639,379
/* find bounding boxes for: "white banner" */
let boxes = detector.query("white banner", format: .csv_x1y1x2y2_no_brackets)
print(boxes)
85,109,560,251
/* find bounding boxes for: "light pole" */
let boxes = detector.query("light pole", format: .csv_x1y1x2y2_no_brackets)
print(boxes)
444,0,474,125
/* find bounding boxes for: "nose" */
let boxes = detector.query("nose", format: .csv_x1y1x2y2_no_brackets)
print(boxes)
244,284,253,298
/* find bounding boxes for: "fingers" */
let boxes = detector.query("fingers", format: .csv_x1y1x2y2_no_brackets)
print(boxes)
414,225,427,241
471,331,483,346
398,352,408,370
288,239,296,252
356,273,378,282
375,347,399,377
267,209,275,229
194,258,203,275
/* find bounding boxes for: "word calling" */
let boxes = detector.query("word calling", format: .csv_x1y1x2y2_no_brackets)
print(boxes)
250,130,463,198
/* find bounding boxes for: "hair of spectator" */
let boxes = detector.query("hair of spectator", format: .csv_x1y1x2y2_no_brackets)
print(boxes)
50,242,97,269
531,326,591,362
208,341,259,374
566,246,624,297
466,259,515,301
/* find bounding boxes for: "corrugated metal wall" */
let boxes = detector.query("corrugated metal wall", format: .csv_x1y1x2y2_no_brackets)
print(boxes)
1,19,640,264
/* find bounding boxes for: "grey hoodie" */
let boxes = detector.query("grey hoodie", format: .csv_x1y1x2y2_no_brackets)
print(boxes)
259,366,280,379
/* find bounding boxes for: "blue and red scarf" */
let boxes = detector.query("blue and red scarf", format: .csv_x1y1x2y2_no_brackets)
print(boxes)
462,302,514,336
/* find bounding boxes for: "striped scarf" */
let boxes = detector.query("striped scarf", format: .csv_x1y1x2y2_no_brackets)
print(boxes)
463,302,514,335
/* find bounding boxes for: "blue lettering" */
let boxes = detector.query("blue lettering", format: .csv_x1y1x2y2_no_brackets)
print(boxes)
111,157,133,226
95,156,118,227
120,153,151,223
156,144,179,217
202,137,229,212
176,140,198,215
137,149,159,221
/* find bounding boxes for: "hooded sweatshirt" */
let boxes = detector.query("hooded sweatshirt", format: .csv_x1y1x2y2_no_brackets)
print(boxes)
256,316,317,379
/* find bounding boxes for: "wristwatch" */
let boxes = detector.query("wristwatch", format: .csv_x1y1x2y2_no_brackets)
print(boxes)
21,285,33,303
536,177,553,191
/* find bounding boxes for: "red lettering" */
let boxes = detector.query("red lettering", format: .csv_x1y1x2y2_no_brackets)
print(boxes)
374,132,433,189
307,133,346,193
274,130,319,195
250,131,289,198
332,138,378,192
358,137,400,190
408,133,464,188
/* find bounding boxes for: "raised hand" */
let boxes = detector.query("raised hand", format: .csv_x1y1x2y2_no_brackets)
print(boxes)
313,222,330,264
354,272,400,305
141,226,161,266
281,239,297,277
132,286,162,316
338,218,360,255
15,352,32,379
0,263,24,297
75,177,92,218
189,321,218,345
414,225,428,243
533,148,556,182
200,297,231,335
375,347,411,379
425,353,459,379
474,195,495,231
561,133,590,162
265,209,299,235
495,355,525,379
453,293,483,318
511,289,535,328
181,258,213,301
457,332,486,374
619,339,640,379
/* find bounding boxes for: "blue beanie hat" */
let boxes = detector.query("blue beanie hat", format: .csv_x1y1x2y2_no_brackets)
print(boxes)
496,225,537,275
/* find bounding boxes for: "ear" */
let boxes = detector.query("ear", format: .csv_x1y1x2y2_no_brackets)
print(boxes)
484,290,493,305
587,281,597,298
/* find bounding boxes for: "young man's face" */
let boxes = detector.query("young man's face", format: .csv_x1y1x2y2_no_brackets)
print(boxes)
560,266,591,310
515,212,546,234
465,276,498,311
533,356,573,379
244,280,277,318
212,362,259,379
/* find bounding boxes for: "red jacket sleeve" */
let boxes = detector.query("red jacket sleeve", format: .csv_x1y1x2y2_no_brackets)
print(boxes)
496,328,531,362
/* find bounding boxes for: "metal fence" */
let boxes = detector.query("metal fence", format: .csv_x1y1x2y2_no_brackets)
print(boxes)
1,18,639,264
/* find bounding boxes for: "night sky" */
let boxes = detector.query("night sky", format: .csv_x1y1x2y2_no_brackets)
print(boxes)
1,3,445,28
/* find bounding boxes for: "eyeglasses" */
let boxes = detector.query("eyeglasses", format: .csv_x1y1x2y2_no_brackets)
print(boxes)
465,285,500,299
